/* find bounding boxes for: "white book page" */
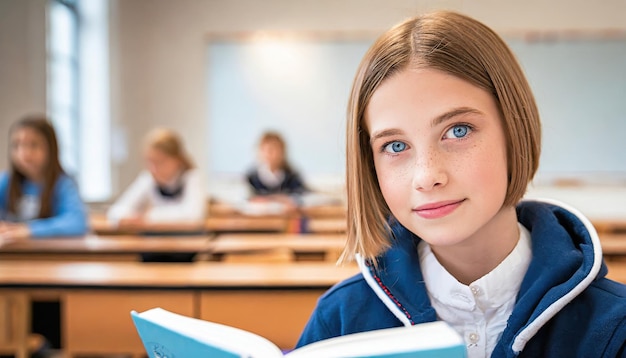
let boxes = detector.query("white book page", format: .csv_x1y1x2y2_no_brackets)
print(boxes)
286,321,464,358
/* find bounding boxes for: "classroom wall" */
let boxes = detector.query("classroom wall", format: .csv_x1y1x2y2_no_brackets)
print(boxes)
109,0,626,197
0,0,47,170
2,0,626,197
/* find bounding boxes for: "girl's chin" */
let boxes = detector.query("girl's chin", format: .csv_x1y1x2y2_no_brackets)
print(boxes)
17,168,40,179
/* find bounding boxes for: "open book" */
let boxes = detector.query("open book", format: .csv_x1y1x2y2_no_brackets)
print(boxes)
131,308,466,358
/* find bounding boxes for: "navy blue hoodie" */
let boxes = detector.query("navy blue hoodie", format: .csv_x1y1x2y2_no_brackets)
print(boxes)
297,200,626,357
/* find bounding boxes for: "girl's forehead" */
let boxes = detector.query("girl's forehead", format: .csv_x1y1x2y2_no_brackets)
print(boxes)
145,146,172,159
12,126,45,141
364,68,500,133
261,139,282,148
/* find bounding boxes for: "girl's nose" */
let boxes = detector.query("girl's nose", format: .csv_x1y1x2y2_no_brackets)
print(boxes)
412,150,447,191
15,147,31,161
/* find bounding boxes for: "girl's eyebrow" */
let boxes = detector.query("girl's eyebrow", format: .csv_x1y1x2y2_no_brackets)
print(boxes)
369,128,404,145
431,107,483,128
369,107,483,144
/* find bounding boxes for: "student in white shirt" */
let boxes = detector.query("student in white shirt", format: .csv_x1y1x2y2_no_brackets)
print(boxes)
244,131,308,215
108,128,206,230
297,11,626,358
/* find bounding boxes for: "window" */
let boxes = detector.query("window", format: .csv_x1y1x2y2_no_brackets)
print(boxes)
48,0,110,201
48,0,79,174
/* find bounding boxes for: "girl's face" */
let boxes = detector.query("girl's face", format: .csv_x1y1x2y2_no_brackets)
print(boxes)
259,140,284,171
366,68,512,250
10,127,49,181
144,147,182,185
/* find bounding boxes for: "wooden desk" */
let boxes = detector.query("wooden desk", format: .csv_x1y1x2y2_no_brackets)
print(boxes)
211,233,346,262
209,201,347,219
90,214,129,235
0,261,357,288
92,202,348,235
606,261,626,283
205,201,347,234
90,213,206,235
207,201,244,216
207,201,293,233
593,218,626,234
93,213,290,235
0,233,348,263
0,261,358,357
0,235,212,261
306,217,347,233
205,216,288,233
600,233,626,257
300,204,346,218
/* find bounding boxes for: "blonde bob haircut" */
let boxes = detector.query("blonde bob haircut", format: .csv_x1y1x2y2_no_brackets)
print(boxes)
144,128,194,171
342,11,541,263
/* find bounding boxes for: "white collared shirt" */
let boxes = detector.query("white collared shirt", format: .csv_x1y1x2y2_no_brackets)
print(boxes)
418,223,532,358
107,168,206,225
257,163,285,188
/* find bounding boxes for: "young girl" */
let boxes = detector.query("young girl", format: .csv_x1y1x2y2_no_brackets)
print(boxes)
107,128,206,228
246,131,307,197
0,115,89,353
0,115,89,242
297,11,626,357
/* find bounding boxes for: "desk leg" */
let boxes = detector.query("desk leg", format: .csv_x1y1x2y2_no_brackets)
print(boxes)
0,291,30,358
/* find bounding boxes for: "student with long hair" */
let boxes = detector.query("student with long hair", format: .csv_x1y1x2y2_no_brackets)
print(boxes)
108,128,206,227
0,114,89,355
0,114,88,242
297,11,626,357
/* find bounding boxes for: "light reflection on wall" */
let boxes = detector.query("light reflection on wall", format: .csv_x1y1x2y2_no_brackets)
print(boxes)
207,34,372,194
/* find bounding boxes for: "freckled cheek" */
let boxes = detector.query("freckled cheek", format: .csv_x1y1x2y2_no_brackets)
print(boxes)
460,144,508,190
374,161,413,203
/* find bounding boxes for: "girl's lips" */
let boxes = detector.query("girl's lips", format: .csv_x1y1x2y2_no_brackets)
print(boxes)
413,199,465,219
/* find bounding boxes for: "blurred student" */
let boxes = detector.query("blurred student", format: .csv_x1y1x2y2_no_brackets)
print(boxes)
107,128,206,228
246,131,307,200
108,128,205,262
0,114,89,243
0,114,89,355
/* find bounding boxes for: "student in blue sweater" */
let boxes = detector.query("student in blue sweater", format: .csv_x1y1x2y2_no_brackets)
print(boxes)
0,115,88,242
0,115,89,354
297,11,626,357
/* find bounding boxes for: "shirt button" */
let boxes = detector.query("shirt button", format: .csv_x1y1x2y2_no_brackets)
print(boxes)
470,286,481,296
468,332,480,344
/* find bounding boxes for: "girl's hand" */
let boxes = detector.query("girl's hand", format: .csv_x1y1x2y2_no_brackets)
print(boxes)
0,222,31,244
118,216,145,229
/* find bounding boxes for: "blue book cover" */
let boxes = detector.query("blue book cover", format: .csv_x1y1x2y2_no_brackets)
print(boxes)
131,309,283,358
131,308,467,358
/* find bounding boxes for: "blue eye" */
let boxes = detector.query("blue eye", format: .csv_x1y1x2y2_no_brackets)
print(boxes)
445,125,471,139
383,141,407,153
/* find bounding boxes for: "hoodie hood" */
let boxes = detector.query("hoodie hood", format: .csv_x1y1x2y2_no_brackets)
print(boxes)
357,198,604,355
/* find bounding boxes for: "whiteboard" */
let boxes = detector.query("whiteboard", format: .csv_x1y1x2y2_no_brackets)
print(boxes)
508,38,626,182
206,38,372,183
206,37,626,184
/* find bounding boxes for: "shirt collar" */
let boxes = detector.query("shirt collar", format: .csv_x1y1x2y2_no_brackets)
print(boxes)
257,163,285,187
418,223,532,311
